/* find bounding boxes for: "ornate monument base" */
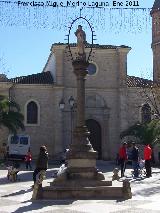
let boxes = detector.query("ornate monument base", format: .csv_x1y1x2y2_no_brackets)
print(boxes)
33,126,132,200
39,184,131,200
33,168,132,200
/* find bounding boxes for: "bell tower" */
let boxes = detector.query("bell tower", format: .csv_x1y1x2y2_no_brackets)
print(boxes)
151,0,160,82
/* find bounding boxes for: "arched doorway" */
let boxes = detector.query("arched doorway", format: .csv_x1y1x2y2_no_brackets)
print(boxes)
85,119,102,159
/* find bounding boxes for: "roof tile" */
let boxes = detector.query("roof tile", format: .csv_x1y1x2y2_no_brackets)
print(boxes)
9,71,53,84
6,71,156,88
127,76,153,87
53,42,130,49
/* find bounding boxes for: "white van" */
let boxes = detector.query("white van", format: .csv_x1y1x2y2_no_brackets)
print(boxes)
7,134,30,159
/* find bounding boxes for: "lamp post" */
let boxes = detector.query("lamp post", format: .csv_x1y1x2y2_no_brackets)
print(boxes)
59,96,75,146
68,96,75,145
59,99,65,110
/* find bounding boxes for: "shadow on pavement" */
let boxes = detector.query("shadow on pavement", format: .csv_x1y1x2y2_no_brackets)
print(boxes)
1,188,32,197
0,168,57,185
12,199,75,213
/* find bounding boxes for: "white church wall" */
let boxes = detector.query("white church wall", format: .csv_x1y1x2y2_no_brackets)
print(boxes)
43,53,56,81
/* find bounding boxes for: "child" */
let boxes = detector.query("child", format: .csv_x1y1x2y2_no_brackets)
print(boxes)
24,149,32,170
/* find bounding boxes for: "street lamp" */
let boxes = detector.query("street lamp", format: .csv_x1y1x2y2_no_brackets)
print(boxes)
59,99,65,110
59,96,76,145
68,96,75,109
68,96,75,144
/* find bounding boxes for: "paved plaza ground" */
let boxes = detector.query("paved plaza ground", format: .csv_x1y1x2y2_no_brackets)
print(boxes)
0,160,160,213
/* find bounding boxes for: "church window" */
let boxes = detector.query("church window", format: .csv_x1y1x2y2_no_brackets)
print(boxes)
141,104,151,123
87,63,97,75
27,101,38,124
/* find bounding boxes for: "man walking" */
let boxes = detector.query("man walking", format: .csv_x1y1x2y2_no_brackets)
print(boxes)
131,142,139,177
33,145,48,186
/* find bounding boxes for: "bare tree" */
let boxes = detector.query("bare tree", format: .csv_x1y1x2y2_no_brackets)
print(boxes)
139,80,160,117
0,55,10,76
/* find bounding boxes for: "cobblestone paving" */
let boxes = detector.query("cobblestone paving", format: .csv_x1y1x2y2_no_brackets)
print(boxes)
0,161,160,213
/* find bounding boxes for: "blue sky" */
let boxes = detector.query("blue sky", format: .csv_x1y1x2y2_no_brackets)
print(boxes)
0,0,156,79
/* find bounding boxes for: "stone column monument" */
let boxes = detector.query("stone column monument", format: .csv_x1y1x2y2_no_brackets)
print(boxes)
66,25,104,181
34,25,132,200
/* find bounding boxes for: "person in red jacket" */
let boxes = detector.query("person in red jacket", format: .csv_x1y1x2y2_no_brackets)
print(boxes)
119,142,128,177
24,148,32,170
144,144,152,177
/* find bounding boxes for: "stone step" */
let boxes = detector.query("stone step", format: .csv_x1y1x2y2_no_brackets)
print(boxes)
50,179,112,187
41,185,125,199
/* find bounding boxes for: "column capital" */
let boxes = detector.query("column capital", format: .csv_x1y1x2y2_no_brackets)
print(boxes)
72,60,89,74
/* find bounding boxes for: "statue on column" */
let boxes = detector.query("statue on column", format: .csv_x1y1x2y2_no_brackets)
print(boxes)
75,25,86,59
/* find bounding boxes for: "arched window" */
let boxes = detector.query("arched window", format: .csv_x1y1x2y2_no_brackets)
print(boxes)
141,104,151,123
27,101,38,124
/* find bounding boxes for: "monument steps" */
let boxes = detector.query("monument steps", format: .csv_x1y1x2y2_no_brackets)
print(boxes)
41,184,125,199
50,179,112,187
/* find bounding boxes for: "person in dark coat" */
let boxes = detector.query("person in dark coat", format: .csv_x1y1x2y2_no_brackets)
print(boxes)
131,142,139,177
33,145,48,185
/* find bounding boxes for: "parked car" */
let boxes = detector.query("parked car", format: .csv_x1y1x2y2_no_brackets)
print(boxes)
7,134,30,160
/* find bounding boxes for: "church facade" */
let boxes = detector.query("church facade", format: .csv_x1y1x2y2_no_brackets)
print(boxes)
0,0,160,160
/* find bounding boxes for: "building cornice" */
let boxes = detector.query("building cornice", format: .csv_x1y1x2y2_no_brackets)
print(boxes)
0,82,13,89
13,84,54,89
51,43,131,50
151,41,160,48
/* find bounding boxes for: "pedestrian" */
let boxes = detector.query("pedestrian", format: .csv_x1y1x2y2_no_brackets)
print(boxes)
131,142,139,177
118,142,128,177
32,145,48,186
0,143,8,161
24,148,32,170
144,144,152,178
61,149,69,165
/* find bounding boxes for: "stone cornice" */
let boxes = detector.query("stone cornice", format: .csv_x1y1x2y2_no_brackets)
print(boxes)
116,47,131,54
0,82,13,89
151,41,160,47
12,84,54,89
52,43,130,49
